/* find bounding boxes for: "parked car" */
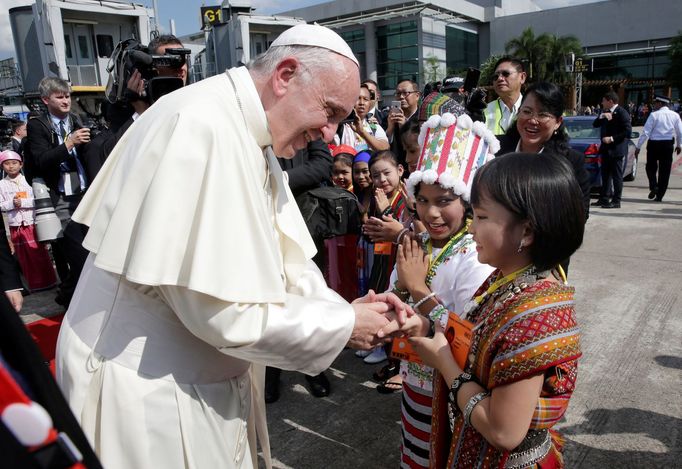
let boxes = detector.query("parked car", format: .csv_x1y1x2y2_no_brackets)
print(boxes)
563,116,639,189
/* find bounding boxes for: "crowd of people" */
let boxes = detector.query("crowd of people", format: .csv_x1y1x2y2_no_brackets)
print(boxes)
0,21,678,469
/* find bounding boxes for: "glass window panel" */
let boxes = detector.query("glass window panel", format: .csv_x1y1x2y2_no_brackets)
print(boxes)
64,35,72,59
96,35,114,58
78,35,89,59
401,31,417,47
387,49,402,62
402,46,418,61
386,35,401,49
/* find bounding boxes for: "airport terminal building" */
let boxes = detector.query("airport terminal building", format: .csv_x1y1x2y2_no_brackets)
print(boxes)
279,0,679,105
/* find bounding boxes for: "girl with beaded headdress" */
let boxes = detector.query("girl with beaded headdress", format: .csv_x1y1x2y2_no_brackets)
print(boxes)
385,111,497,467
402,153,584,468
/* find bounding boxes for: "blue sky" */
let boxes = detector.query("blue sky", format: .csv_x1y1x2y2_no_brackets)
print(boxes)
1,0,603,60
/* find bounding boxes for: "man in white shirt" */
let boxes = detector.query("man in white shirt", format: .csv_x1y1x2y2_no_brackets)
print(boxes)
56,24,408,469
635,95,682,202
484,57,526,136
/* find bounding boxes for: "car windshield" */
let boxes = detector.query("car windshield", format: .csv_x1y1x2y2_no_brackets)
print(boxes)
564,120,600,139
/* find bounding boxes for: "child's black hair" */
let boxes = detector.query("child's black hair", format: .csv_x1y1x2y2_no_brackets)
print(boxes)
334,153,354,169
470,152,585,271
368,150,400,170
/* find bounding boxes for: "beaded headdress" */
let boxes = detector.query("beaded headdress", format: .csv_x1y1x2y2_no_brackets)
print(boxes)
406,113,499,201
417,92,464,122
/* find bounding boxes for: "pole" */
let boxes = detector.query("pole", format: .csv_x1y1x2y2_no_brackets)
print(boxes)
649,41,656,103
575,72,582,114
152,0,160,33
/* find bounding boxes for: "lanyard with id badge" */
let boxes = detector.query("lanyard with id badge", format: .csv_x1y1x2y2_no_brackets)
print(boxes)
58,120,83,196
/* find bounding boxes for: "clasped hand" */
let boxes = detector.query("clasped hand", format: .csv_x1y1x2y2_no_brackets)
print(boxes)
349,290,415,349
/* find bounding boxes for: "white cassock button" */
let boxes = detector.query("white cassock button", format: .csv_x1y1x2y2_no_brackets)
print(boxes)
2,402,53,446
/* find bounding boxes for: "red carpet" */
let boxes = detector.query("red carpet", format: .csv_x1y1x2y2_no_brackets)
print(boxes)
26,313,64,374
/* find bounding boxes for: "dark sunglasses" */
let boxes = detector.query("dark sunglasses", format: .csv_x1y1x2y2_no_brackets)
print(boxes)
492,70,517,80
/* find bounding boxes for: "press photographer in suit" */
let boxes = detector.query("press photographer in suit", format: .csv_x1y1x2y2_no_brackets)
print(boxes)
24,77,91,307
592,91,632,209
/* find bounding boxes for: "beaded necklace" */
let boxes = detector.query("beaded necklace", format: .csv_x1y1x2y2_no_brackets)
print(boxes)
424,222,470,287
465,265,543,369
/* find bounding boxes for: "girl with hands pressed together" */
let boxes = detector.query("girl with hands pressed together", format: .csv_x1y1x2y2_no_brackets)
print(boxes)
406,153,585,469
386,112,495,467
359,150,411,365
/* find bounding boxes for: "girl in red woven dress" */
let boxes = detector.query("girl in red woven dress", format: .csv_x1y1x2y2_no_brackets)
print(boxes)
0,150,57,291
402,152,585,468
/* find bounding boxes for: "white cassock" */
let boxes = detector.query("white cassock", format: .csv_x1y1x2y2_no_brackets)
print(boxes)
55,66,355,469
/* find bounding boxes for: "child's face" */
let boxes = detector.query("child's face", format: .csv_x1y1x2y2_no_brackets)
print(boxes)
469,190,531,273
332,160,353,189
415,184,466,247
353,161,371,190
2,160,22,177
370,159,403,196
403,132,420,173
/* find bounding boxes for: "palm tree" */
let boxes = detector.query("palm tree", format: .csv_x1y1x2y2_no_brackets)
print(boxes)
545,34,584,84
479,54,502,86
505,27,551,81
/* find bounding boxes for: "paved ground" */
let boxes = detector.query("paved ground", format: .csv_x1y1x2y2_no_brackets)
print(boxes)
21,137,682,468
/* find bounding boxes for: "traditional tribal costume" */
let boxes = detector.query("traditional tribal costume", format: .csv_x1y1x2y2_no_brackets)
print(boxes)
367,185,408,293
430,269,581,469
396,112,497,468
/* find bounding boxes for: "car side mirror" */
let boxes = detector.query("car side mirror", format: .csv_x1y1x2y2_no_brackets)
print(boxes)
631,131,640,139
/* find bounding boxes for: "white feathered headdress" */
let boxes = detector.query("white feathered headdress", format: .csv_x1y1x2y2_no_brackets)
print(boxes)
406,113,499,201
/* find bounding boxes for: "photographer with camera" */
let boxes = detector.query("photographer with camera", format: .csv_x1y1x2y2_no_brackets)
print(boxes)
123,34,189,118
86,35,190,183
24,77,91,307
337,83,389,152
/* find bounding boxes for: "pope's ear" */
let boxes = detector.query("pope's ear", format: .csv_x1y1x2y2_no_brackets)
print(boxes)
272,57,300,97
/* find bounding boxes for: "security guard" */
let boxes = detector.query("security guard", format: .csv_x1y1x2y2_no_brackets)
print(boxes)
635,95,682,202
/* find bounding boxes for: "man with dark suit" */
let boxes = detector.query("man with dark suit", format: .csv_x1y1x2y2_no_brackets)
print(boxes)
10,120,26,155
362,79,388,130
592,91,632,209
24,77,91,307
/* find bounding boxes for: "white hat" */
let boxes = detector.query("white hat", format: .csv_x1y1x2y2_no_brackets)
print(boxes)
406,113,499,202
270,23,358,67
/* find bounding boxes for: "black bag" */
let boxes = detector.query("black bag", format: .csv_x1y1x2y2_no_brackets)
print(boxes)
296,186,361,240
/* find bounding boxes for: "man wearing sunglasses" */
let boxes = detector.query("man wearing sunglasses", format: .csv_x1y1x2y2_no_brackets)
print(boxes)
484,57,527,136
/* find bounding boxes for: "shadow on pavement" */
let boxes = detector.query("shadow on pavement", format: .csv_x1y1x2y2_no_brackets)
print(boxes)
654,355,682,370
560,407,681,468
262,349,402,469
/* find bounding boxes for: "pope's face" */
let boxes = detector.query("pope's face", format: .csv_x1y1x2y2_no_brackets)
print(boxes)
270,56,360,157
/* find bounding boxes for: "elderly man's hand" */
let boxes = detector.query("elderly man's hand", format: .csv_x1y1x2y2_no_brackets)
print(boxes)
349,290,414,349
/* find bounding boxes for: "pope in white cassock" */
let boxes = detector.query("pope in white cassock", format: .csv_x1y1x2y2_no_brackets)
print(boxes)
55,24,407,468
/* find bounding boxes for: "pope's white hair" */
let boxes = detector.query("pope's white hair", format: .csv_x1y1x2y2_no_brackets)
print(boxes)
247,45,349,85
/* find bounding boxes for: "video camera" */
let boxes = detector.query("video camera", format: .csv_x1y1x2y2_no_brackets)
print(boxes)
106,39,190,104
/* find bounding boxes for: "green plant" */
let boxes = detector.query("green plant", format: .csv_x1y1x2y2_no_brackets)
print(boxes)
423,54,444,84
